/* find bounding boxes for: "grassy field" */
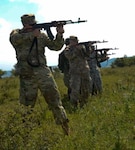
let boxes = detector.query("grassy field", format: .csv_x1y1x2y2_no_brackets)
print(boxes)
0,66,135,150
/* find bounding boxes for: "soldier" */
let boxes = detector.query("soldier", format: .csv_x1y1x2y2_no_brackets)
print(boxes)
58,38,71,100
64,36,91,109
9,14,69,135
87,45,109,95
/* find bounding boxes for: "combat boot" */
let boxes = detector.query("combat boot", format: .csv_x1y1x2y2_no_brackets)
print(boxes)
61,119,70,135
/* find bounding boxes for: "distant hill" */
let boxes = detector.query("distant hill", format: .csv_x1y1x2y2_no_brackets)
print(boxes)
1,71,12,78
100,58,116,68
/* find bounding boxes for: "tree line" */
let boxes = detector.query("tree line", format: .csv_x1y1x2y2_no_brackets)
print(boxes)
111,55,135,68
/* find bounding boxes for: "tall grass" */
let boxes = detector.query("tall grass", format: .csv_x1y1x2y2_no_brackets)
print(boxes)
0,66,135,150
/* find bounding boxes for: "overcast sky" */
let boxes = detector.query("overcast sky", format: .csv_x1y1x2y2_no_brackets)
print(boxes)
0,0,135,70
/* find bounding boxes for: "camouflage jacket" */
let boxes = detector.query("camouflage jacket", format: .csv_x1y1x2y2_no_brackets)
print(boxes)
58,50,69,73
64,45,90,74
10,29,64,68
87,50,108,70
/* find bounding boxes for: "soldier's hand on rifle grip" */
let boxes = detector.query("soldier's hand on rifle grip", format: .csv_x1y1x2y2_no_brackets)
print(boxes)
56,24,64,35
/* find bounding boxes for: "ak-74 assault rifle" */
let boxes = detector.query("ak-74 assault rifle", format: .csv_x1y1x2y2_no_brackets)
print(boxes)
78,40,108,51
32,18,87,40
106,52,116,55
78,40,108,45
95,48,118,66
65,39,107,46
95,48,119,55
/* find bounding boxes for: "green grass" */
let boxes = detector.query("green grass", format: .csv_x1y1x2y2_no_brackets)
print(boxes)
0,66,135,150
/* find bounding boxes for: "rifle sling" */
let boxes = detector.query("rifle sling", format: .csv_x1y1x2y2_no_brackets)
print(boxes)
27,37,40,67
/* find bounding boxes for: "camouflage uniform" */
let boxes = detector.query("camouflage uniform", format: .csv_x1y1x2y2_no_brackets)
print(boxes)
59,51,71,93
9,14,69,134
87,48,108,95
58,39,71,99
64,36,91,108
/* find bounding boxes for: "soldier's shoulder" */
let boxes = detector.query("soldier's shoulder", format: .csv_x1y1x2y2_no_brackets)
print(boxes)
10,29,21,36
77,44,85,50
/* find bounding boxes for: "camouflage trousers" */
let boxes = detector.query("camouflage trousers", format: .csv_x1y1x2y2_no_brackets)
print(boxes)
69,72,91,107
63,71,70,89
63,71,71,98
19,65,68,125
90,69,103,95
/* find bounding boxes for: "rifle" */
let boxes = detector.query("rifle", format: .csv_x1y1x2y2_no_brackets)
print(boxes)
95,48,118,55
95,47,119,52
32,18,87,40
77,40,108,52
106,53,116,55
78,40,108,46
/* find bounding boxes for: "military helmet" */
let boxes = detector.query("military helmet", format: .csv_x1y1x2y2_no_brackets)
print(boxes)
69,36,78,41
21,14,37,25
